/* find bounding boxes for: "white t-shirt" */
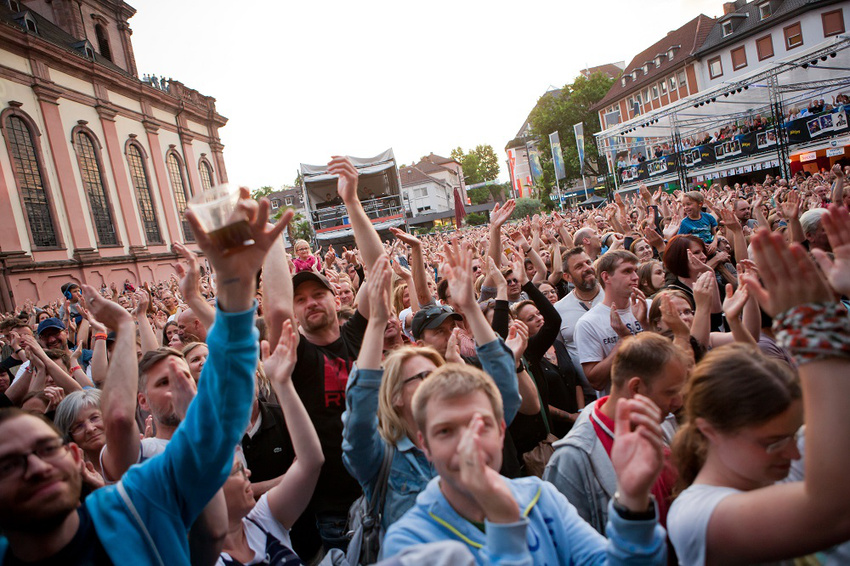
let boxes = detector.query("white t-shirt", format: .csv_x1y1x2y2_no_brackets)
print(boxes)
217,493,296,566
554,290,604,394
100,436,171,483
573,301,646,395
668,483,795,566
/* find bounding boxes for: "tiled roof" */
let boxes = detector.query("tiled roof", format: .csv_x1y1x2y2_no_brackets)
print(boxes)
0,4,131,77
421,153,458,166
694,0,839,56
594,14,716,109
580,62,625,79
400,165,439,188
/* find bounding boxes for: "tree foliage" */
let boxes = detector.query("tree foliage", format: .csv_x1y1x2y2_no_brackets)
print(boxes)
511,198,543,219
451,144,501,185
527,72,614,193
251,185,275,200
465,212,488,226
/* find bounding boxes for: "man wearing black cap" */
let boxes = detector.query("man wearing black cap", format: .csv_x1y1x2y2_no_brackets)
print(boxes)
261,157,383,556
37,318,92,373
411,304,463,358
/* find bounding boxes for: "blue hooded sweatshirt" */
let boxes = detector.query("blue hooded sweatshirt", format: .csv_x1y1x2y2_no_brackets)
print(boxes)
1,303,259,566
381,476,666,565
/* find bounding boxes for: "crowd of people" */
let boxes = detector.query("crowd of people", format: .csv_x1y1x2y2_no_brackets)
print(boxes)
1,157,849,566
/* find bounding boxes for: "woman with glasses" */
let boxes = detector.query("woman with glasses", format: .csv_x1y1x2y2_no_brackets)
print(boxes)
53,389,105,475
343,251,519,534
219,319,323,566
667,223,850,565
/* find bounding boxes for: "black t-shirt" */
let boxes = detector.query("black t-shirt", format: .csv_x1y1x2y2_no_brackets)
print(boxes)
290,311,368,517
242,401,294,483
3,505,113,566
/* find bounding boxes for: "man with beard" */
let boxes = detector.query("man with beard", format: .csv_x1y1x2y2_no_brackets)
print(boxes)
262,157,380,555
574,250,648,396
0,188,286,565
555,248,604,402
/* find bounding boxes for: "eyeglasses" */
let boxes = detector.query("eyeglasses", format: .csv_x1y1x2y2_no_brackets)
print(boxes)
230,461,249,478
506,278,519,285
69,413,103,438
0,437,67,480
764,428,803,454
403,370,430,385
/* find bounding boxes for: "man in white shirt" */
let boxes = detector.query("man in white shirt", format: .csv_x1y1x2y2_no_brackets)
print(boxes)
574,250,648,396
554,247,604,402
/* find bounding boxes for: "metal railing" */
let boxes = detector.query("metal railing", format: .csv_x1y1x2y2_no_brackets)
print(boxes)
311,195,404,230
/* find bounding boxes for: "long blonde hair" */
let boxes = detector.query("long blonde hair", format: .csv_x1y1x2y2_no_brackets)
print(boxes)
379,346,444,444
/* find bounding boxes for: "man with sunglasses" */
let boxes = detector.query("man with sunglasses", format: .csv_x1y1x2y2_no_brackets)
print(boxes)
0,191,287,565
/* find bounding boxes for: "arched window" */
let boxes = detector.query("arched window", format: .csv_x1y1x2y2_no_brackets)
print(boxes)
2,109,58,248
199,158,214,191
73,128,117,246
166,151,194,242
125,141,162,244
94,23,111,61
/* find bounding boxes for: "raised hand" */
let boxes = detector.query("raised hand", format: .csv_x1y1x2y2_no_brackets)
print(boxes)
328,156,359,204
456,413,520,524
779,191,801,221
489,199,516,228
389,226,422,249
692,269,716,312
367,256,392,325
811,205,850,296
687,249,711,275
744,229,833,316
610,307,632,338
168,358,197,421
610,395,664,512
445,327,464,364
132,289,150,319
442,237,476,309
660,293,691,337
505,320,529,364
721,282,749,320
184,187,292,312
173,242,201,301
80,284,133,331
629,289,648,328
263,319,299,387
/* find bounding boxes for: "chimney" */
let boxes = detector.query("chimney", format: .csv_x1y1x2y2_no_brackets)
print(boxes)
723,2,736,14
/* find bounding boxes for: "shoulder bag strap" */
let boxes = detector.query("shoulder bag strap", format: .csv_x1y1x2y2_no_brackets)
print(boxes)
368,443,395,520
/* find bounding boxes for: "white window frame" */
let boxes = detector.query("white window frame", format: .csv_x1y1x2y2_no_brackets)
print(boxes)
759,2,771,20
722,21,734,37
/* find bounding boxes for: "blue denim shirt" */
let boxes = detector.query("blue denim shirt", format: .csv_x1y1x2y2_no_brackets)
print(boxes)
342,338,520,534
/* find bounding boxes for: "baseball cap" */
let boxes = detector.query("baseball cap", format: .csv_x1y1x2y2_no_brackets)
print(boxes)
411,304,463,341
292,271,335,294
37,317,66,336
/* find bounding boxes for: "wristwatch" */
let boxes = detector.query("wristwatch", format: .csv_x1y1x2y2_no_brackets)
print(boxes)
612,492,656,521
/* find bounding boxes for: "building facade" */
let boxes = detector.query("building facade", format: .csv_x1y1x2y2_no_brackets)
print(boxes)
0,0,227,311
399,153,463,218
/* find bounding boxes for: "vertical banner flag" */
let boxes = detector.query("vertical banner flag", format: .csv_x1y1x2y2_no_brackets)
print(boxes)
549,131,566,181
453,186,466,228
526,142,544,186
573,123,585,176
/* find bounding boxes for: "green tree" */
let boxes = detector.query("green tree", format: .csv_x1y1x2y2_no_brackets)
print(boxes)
251,185,275,200
451,144,501,185
511,198,543,219
528,72,615,196
465,212,488,226
467,186,492,205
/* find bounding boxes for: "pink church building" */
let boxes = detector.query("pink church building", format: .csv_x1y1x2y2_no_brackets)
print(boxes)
0,0,227,312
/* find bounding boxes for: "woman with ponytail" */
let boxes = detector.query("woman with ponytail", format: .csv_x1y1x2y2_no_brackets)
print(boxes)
667,212,850,565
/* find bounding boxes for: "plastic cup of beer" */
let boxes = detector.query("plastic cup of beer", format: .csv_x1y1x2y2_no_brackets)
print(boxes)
187,183,255,254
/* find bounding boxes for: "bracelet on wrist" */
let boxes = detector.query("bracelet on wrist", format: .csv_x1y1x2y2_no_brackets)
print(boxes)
69,365,82,374
94,333,108,341
14,348,23,354
612,492,656,521
774,302,850,365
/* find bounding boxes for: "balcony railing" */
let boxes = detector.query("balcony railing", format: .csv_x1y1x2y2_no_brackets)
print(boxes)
312,195,404,231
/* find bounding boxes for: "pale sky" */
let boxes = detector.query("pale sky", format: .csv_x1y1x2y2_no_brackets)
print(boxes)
130,0,723,189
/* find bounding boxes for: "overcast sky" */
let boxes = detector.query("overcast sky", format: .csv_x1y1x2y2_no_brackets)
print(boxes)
130,0,722,189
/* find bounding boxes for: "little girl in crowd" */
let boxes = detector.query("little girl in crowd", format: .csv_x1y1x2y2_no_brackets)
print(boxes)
291,239,319,273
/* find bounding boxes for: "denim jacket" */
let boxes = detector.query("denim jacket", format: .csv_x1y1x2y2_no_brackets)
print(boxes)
342,338,520,534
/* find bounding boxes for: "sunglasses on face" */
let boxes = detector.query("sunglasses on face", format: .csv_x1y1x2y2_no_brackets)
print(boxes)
403,370,430,385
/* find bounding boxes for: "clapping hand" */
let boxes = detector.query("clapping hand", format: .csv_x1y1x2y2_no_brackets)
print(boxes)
610,395,664,513
811,205,850,297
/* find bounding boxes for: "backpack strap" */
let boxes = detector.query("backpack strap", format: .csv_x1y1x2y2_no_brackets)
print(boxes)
368,443,395,522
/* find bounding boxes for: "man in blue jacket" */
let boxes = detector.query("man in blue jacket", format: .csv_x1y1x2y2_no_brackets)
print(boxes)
0,192,290,565
381,361,668,565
